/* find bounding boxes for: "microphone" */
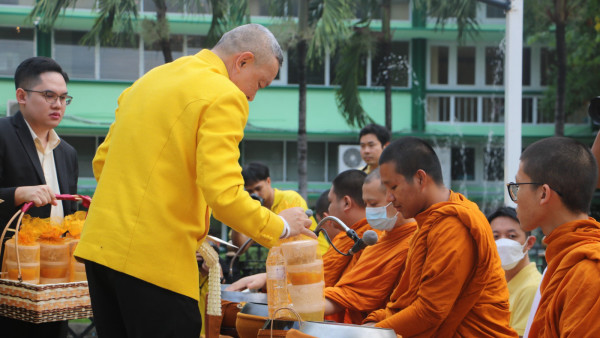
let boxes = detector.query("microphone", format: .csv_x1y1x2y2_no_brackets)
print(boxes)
348,230,378,255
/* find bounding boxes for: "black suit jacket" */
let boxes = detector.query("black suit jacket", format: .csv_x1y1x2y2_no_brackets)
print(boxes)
0,111,79,228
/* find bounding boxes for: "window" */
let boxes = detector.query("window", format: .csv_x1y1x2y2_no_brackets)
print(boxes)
285,142,327,182
144,35,184,73
331,49,366,86
287,46,325,85
100,35,140,80
54,30,95,79
486,4,505,18
451,147,475,181
391,0,411,21
0,27,34,76
522,98,533,123
522,47,531,86
186,35,207,55
484,147,504,181
457,47,475,85
430,46,449,85
243,141,284,181
60,136,98,178
485,47,504,85
482,97,504,122
142,0,184,13
455,97,478,122
540,48,554,86
426,96,450,122
371,41,410,87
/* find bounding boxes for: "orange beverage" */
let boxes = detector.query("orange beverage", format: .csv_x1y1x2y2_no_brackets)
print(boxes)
40,261,69,278
286,260,324,285
287,272,323,285
5,260,40,283
4,239,40,263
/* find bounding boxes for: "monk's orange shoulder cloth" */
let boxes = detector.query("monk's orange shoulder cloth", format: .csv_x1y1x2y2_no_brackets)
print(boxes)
365,191,517,337
325,221,417,324
322,218,373,288
528,218,600,337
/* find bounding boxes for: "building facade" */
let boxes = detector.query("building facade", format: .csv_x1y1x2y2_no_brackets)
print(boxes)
0,0,595,212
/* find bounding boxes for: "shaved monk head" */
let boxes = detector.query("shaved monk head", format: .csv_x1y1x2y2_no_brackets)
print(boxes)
520,137,597,214
379,137,444,185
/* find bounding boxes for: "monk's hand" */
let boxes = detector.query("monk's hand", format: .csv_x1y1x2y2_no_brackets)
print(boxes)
225,273,267,291
14,185,57,207
279,207,316,239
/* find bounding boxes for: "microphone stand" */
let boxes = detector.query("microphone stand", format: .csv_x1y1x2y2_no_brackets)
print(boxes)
314,216,358,256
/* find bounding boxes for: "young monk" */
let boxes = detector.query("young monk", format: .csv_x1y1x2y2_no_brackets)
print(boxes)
511,137,600,337
364,137,517,337
324,168,417,324
322,169,374,288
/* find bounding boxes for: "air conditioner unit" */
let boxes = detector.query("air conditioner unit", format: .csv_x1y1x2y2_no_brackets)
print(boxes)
6,100,18,117
338,145,366,173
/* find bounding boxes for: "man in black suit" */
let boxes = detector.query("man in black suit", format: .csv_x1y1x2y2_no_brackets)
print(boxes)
0,57,78,338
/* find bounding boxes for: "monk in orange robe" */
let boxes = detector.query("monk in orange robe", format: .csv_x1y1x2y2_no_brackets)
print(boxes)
511,137,600,337
321,169,374,288
325,168,417,324
365,137,517,337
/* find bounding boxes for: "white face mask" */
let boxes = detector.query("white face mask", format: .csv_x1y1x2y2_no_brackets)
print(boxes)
366,202,398,231
495,238,527,270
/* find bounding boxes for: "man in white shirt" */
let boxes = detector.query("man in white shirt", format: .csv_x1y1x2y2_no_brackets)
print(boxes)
0,56,79,338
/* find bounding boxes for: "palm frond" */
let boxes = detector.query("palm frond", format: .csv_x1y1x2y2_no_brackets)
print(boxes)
307,0,354,65
415,0,480,41
26,0,78,32
333,29,375,128
80,0,139,46
206,0,250,47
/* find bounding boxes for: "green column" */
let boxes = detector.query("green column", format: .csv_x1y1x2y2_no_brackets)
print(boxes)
411,38,426,132
36,29,52,57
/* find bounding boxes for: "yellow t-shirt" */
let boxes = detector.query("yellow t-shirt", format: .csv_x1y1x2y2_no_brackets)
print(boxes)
507,262,542,335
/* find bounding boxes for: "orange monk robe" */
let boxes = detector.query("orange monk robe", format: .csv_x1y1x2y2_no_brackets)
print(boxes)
528,218,600,337
322,218,374,288
365,191,517,338
325,221,417,324
322,218,374,323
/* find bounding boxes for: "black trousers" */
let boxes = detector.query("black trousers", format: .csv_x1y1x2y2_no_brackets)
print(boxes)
0,316,67,338
84,260,202,338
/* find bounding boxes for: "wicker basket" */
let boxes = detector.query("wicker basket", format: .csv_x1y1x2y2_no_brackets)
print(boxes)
0,194,93,323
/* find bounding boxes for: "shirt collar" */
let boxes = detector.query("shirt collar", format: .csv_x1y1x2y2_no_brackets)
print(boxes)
23,119,61,152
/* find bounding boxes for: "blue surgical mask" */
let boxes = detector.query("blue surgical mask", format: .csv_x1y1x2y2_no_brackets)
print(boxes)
366,202,398,231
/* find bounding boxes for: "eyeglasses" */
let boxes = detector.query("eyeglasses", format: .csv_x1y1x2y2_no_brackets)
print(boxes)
23,89,73,106
506,182,563,202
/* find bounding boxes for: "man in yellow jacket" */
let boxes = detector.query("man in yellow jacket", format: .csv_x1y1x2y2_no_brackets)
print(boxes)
231,162,329,256
74,24,314,337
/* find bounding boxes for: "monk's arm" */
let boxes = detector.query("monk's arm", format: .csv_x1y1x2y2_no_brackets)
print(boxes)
324,298,345,315
375,218,475,336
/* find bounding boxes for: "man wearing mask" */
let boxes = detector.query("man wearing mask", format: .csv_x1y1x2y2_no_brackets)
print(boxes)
488,206,542,337
324,168,417,324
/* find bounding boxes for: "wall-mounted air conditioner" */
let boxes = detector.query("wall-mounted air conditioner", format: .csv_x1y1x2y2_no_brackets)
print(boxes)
338,145,366,173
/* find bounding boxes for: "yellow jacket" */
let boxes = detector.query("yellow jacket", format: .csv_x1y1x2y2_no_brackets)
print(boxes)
75,50,284,300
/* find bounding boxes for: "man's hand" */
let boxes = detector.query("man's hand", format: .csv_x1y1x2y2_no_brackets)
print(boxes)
14,185,57,207
279,207,316,239
225,273,267,291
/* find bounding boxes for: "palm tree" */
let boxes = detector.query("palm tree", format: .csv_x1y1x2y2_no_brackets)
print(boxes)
332,0,396,130
267,0,354,199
